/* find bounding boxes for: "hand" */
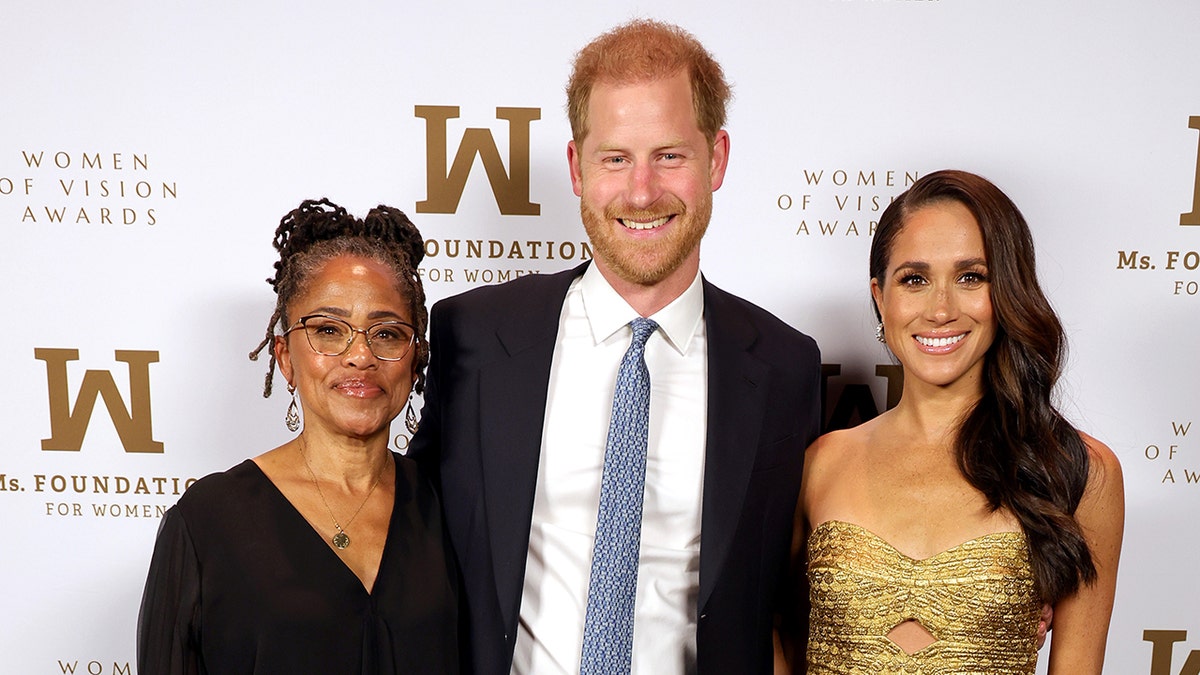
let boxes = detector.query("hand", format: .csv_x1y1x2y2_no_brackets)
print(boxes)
1036,603,1053,650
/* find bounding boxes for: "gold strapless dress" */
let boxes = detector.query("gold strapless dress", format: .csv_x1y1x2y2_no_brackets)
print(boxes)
806,520,1042,675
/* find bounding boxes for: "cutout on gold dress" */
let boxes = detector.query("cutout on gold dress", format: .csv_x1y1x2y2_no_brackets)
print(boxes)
806,520,1042,674
886,619,938,655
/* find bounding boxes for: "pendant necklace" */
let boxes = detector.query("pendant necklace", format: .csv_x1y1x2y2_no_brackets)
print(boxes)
298,440,387,550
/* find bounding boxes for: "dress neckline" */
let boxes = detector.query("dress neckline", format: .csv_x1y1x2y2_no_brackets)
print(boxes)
809,519,1027,563
243,455,400,595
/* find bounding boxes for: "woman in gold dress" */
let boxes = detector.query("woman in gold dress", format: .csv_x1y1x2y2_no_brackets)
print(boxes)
797,170,1123,674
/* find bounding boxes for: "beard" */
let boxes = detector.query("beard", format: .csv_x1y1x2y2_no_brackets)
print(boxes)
580,191,712,286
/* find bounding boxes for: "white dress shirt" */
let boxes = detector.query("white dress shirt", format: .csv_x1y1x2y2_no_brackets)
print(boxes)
511,264,708,674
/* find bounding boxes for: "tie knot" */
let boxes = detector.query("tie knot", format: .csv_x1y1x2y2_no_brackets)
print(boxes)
629,318,658,347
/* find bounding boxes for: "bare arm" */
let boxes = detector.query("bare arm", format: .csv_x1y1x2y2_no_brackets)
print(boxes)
775,435,835,674
1046,434,1125,674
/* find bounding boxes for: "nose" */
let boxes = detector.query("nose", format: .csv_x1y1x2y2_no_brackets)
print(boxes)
626,161,662,210
342,329,378,364
926,285,958,324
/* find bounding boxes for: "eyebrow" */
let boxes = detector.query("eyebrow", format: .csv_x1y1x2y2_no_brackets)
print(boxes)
892,257,988,272
311,306,351,317
594,138,690,153
310,307,406,322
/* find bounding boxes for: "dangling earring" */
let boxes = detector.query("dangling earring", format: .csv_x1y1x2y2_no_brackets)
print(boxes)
875,322,887,344
286,383,301,432
404,397,419,434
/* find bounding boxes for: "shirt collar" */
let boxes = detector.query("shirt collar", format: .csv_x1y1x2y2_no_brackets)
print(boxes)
579,263,705,356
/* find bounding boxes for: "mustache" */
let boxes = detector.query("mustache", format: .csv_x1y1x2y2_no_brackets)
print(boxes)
603,196,686,222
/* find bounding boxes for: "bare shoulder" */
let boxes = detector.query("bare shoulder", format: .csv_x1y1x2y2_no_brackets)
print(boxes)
1074,431,1125,548
802,420,876,517
1080,431,1124,496
805,425,867,475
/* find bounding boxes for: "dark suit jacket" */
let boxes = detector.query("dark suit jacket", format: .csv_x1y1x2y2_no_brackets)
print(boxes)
410,262,821,674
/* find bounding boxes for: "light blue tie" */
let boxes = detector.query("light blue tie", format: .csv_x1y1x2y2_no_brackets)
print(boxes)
580,317,658,675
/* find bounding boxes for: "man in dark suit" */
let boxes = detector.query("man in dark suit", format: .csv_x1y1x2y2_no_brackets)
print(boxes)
410,19,821,675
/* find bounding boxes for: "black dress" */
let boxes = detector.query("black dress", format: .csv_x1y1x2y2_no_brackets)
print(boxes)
137,453,458,674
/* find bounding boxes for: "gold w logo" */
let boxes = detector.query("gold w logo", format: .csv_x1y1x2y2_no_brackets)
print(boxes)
1184,116,1200,226
1145,630,1200,675
415,106,540,215
36,348,163,453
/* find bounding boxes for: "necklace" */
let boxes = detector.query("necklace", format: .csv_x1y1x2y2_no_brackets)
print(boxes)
298,440,388,550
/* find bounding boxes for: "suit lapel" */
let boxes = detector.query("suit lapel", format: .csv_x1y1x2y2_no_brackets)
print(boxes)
472,268,766,623
698,281,769,611
478,263,588,632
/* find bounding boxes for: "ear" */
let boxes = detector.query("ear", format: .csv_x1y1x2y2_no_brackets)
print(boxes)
708,129,731,191
870,277,884,319
274,334,294,387
407,353,419,394
567,139,584,197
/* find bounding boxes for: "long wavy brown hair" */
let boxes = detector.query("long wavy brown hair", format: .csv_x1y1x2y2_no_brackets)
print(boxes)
869,169,1095,604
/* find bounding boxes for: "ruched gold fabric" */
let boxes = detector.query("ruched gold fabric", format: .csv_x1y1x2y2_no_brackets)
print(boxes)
806,520,1041,675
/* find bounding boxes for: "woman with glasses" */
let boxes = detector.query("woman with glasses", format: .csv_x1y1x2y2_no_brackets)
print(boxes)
138,198,457,674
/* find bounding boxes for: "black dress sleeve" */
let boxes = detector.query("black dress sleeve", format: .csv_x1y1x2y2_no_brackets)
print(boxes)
137,506,204,675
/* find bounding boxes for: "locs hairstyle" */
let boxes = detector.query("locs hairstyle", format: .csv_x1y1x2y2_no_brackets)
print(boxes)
870,169,1095,604
248,198,429,398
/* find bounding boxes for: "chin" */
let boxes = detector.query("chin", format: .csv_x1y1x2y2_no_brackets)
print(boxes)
332,414,395,440
917,366,984,390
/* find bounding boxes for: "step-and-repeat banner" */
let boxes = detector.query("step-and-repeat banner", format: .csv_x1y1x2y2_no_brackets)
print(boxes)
2,1,1197,673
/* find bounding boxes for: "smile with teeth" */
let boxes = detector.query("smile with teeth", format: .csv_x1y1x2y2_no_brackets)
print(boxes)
619,216,670,230
915,334,965,348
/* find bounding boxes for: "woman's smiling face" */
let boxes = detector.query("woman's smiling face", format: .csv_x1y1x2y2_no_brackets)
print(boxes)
275,254,416,442
872,199,996,394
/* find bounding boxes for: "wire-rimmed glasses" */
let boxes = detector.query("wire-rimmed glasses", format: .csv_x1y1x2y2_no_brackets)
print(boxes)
283,314,417,361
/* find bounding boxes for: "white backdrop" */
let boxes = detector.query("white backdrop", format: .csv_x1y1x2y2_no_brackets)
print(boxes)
2,1,1198,673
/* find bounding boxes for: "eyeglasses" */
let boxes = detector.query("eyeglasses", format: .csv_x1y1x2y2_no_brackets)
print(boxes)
283,314,417,361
